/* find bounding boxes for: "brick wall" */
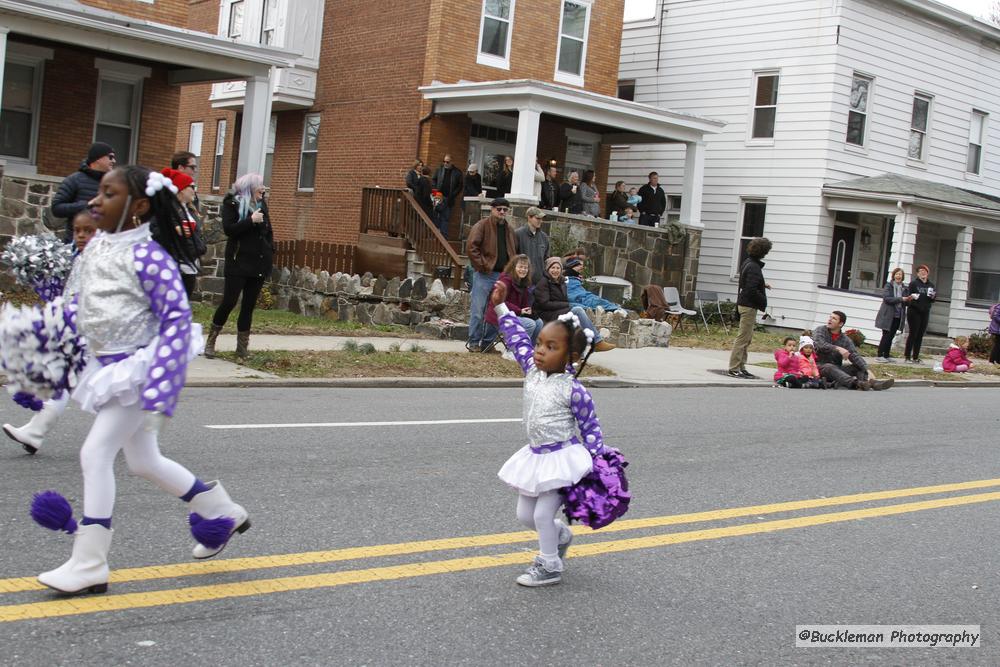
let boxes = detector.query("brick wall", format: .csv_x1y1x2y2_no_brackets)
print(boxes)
78,0,192,27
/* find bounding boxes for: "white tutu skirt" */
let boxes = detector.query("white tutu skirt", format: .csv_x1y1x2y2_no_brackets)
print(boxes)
498,442,593,497
72,324,204,414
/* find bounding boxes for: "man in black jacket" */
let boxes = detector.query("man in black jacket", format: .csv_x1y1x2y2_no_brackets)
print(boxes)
51,142,115,241
540,166,560,210
728,237,771,378
636,171,666,227
432,154,463,237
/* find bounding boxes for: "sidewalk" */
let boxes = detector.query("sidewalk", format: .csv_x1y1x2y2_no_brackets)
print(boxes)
189,334,1000,388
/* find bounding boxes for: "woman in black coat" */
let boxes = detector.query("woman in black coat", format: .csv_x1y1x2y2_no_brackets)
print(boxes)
534,257,572,322
904,264,936,363
413,166,434,219
206,173,274,359
463,163,483,197
495,156,513,198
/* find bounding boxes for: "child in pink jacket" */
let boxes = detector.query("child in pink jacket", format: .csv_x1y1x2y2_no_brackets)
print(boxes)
797,336,824,388
942,336,973,373
774,337,800,385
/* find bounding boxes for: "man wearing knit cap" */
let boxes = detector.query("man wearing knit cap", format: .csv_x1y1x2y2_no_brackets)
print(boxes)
51,142,116,242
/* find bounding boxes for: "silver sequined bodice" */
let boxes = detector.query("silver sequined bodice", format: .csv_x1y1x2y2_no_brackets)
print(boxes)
73,225,159,355
523,368,576,446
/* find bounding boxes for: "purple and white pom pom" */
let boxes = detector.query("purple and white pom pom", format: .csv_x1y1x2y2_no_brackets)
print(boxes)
30,490,78,534
189,513,235,549
561,448,631,529
1,234,75,301
0,296,87,400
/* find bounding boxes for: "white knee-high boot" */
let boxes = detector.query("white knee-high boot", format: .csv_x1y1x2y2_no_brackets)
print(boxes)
3,395,69,454
37,524,113,595
189,481,250,559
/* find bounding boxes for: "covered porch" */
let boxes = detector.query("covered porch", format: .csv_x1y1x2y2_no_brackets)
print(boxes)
822,174,1000,341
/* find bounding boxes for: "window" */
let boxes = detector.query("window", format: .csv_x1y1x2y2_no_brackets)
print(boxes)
750,72,778,140
228,0,245,38
908,93,932,161
298,112,320,190
967,110,987,175
94,78,141,164
260,0,278,45
264,114,277,186
477,0,515,68
212,119,226,190
617,80,635,101
969,242,1000,303
188,122,204,157
555,1,591,85
0,61,42,162
846,73,872,146
735,199,766,272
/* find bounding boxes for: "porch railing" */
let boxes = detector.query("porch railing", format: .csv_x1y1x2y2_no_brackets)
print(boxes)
273,239,355,275
360,186,466,289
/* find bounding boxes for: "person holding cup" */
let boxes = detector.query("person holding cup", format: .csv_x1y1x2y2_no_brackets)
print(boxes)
904,264,936,363
205,173,273,359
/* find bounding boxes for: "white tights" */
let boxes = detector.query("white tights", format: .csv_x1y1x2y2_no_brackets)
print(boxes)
516,491,565,571
80,399,196,518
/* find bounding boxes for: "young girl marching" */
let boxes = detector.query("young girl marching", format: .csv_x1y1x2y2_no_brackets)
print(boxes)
27,165,249,596
490,281,629,587
3,211,97,454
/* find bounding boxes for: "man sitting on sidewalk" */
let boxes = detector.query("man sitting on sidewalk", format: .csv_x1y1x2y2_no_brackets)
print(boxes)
813,311,894,390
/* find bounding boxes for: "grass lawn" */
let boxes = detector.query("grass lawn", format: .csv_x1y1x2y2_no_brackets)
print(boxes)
221,346,613,379
191,302,421,338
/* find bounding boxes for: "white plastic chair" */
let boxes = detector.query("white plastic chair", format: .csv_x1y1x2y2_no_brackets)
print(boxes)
663,286,696,332
694,290,729,334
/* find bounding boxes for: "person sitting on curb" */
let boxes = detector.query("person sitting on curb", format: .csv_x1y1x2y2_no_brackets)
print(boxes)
564,258,622,313
813,311,894,390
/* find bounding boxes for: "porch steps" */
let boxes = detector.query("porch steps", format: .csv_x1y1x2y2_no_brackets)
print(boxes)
406,249,469,286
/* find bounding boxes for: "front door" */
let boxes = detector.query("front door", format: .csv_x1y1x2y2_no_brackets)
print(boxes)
827,225,856,289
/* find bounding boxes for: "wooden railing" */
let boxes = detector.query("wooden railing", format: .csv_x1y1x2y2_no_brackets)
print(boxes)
360,186,466,289
273,239,355,274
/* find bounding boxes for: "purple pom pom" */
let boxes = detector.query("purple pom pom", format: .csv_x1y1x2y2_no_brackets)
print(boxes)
13,391,44,411
561,448,631,529
30,491,78,534
189,512,235,549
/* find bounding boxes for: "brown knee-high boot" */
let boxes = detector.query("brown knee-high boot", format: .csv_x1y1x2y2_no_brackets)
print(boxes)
204,324,223,358
236,331,250,359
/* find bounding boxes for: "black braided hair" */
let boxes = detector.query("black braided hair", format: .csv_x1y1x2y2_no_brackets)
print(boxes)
553,316,595,378
116,165,196,270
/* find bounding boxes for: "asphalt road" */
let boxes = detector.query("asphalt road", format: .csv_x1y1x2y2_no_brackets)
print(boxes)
1,386,999,666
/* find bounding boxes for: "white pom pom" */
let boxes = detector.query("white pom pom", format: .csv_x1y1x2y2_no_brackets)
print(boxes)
145,186,156,196
0,297,87,398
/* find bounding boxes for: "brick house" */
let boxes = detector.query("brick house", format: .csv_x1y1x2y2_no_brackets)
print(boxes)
0,0,289,238
177,0,720,272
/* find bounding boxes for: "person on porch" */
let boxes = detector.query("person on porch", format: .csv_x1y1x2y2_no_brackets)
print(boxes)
466,198,518,352
432,154,463,238
813,311,894,390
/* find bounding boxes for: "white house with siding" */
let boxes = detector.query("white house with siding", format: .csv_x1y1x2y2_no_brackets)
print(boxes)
610,0,1000,343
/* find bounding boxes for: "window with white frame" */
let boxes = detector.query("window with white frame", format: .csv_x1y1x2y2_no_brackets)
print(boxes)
734,199,766,272
264,114,277,186
908,93,932,161
298,112,320,190
749,72,778,140
967,110,987,175
212,119,227,190
188,122,204,157
0,58,44,162
624,0,657,22
969,241,1000,303
260,0,278,45
94,79,141,164
846,73,872,147
478,0,515,68
228,0,245,38
555,1,591,85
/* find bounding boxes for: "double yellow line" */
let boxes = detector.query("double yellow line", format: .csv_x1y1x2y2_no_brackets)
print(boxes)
2,477,999,623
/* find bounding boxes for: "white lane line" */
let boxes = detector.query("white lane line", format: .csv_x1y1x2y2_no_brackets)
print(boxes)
204,418,522,430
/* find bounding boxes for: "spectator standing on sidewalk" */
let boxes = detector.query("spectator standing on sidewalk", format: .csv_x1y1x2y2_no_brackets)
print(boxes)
874,267,912,362
515,207,550,284
171,151,201,212
988,301,1000,365
728,237,771,379
904,264,936,363
813,311,894,390
51,142,116,242
466,198,517,352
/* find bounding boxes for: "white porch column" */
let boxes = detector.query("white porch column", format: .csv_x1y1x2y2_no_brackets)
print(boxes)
236,68,274,177
889,206,917,280
680,141,706,228
508,107,541,201
947,225,974,337
0,28,9,113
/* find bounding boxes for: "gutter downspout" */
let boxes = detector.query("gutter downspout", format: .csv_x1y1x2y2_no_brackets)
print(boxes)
416,101,436,159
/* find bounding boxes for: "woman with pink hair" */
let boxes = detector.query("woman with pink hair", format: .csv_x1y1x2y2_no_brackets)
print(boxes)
205,173,273,359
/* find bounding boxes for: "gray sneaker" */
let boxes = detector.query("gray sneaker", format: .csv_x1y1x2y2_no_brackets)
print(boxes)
557,522,573,560
515,557,562,587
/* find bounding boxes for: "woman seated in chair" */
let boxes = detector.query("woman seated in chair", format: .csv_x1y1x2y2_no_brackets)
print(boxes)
564,258,622,312
483,254,542,345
